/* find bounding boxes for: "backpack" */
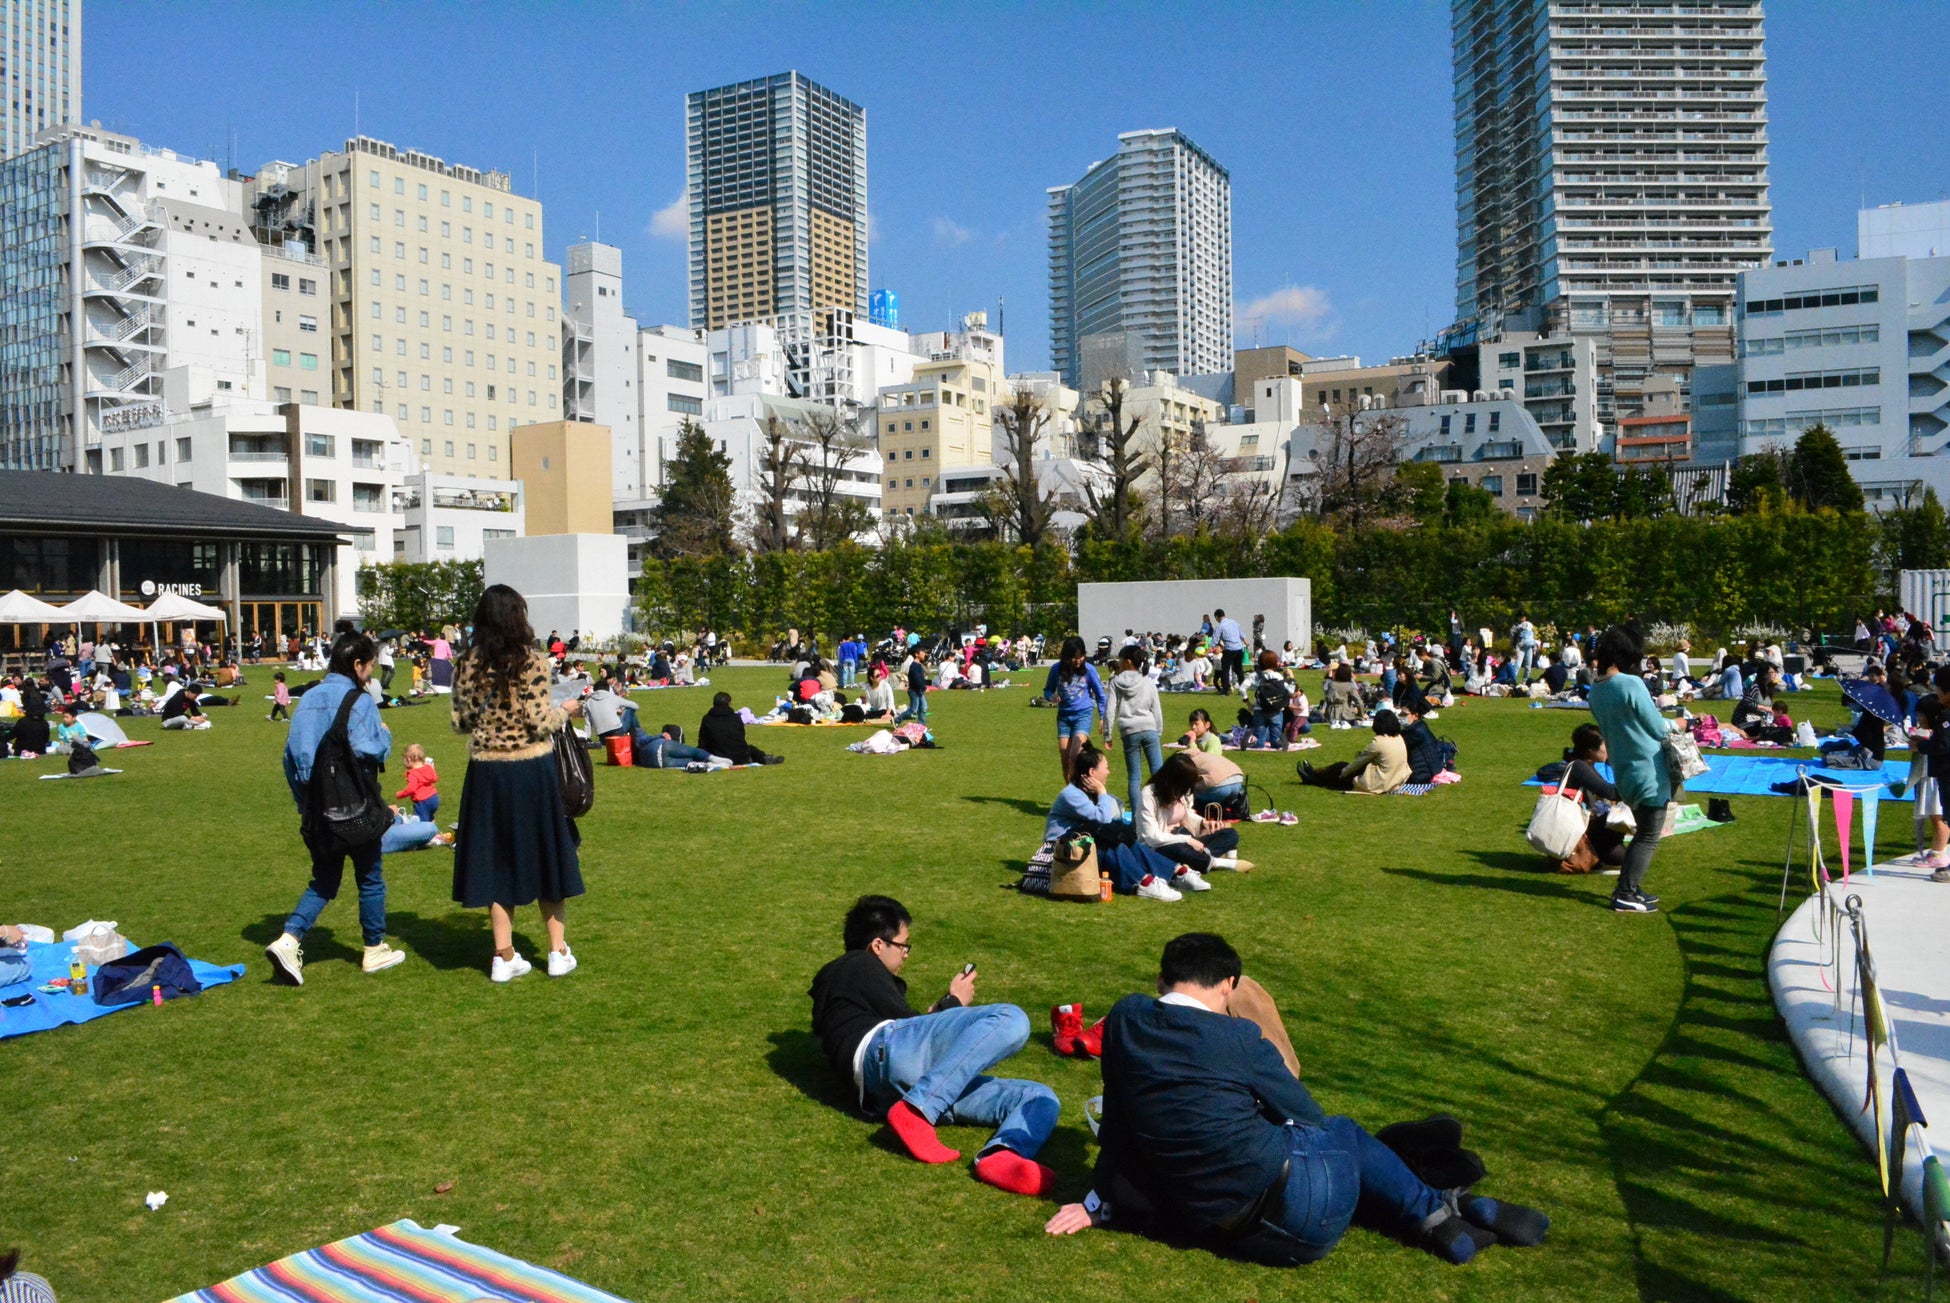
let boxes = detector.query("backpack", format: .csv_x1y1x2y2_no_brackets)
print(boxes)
1254,675,1292,715
67,740,101,775
301,689,392,853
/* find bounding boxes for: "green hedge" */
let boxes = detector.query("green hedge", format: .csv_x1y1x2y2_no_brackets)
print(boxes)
632,511,1885,650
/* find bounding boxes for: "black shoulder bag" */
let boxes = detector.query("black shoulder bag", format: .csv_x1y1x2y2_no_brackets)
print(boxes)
302,689,393,852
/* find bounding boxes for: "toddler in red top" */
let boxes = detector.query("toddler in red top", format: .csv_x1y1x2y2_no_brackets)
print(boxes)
395,743,440,823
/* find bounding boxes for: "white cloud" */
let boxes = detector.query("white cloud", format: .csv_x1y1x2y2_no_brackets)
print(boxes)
647,190,688,240
1235,285,1334,337
932,216,973,248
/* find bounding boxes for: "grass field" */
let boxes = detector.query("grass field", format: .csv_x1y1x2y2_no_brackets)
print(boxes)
0,666,1903,1301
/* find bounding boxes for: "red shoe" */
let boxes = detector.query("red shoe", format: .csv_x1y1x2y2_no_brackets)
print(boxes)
1050,1003,1085,1057
1076,1016,1106,1059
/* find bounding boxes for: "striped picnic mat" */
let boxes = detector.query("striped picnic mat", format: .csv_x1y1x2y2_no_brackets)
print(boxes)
166,1219,633,1302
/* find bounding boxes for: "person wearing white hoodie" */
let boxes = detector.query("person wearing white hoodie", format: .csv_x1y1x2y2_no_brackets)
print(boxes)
1137,752,1252,878
1107,644,1166,815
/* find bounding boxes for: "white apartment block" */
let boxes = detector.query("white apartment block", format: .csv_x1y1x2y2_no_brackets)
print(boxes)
0,125,264,471
1473,332,1601,451
699,392,885,543
394,471,524,566
1049,128,1233,390
1735,243,1950,507
2,0,79,159
1451,0,1772,428
249,137,564,479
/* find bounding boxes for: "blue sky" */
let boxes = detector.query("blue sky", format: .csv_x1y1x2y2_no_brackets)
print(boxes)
91,1,1949,372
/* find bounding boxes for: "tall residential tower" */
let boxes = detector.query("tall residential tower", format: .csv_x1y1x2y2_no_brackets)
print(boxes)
2,0,80,158
1450,0,1772,430
686,71,868,331
1048,128,1232,392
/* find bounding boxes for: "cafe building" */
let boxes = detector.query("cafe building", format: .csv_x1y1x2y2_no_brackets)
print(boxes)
0,471,348,647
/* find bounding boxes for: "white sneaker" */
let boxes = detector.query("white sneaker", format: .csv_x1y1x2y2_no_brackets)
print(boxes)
490,952,533,983
362,942,406,974
547,946,578,978
1136,876,1184,902
265,933,304,986
1174,868,1212,892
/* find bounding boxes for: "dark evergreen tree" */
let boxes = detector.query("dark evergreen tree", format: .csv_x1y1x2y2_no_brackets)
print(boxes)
1786,424,1865,513
653,418,738,558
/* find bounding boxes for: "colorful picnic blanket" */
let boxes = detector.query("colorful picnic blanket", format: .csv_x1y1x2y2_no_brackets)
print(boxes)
0,939,241,1041
1523,753,1914,801
166,1218,634,1302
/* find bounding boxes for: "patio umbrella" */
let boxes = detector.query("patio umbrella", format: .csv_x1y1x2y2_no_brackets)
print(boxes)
1842,676,1903,726
0,589,66,623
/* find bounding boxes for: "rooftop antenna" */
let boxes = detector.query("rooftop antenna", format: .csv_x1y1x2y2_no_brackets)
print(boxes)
998,295,1004,337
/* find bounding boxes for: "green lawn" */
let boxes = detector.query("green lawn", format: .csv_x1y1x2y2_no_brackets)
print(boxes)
0,667,1900,1301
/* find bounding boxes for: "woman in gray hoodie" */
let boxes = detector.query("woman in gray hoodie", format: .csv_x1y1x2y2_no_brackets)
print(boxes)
1107,644,1165,814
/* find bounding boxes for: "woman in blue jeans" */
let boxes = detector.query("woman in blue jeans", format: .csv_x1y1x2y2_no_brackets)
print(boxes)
1045,745,1204,900
1106,644,1164,814
1043,636,1107,785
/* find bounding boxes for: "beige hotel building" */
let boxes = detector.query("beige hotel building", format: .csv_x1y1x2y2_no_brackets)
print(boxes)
251,136,563,478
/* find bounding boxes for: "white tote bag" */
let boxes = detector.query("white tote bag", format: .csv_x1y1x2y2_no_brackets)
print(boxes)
1526,785,1589,859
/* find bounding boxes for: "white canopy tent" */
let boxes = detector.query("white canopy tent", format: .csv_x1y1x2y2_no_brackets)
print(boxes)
59,590,149,624
142,591,227,623
0,589,66,623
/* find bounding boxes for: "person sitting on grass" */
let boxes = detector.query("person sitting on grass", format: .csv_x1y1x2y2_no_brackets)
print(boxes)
1731,662,1792,744
858,662,898,723
1046,744,1205,901
637,723,730,770
1242,650,1294,750
1183,706,1224,755
1297,709,1410,794
160,682,209,730
808,894,1059,1198
699,691,780,766
1044,932,1548,1266
1138,753,1253,874
1548,723,1628,873
1320,662,1364,730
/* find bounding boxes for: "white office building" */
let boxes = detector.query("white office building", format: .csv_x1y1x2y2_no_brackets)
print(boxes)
394,471,524,566
1048,128,1232,390
1736,240,1950,507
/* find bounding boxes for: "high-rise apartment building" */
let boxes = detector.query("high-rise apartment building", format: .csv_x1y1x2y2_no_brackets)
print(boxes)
1048,128,1233,391
2,0,80,159
1450,0,1772,430
250,136,564,478
687,72,868,331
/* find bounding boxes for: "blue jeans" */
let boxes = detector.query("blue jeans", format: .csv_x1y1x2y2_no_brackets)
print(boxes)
1152,825,1239,872
1515,646,1537,681
1121,729,1163,813
412,794,440,823
860,1004,1058,1158
287,837,387,946
897,690,928,723
1252,710,1284,749
1233,1116,1441,1266
840,657,858,688
381,816,440,855
640,735,715,768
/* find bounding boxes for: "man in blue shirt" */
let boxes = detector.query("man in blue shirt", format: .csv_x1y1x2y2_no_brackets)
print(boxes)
1045,933,1548,1266
1212,608,1247,695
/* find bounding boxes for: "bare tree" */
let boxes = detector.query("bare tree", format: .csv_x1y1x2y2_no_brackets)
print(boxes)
1080,376,1147,543
1155,422,1231,536
1215,438,1298,539
988,388,1060,547
1309,409,1412,527
752,414,804,554
793,406,872,550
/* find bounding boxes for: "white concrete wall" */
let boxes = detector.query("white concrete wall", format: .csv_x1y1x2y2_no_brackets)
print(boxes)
1077,578,1311,656
484,533,630,639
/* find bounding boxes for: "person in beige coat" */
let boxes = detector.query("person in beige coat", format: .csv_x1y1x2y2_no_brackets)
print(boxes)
1296,710,1411,794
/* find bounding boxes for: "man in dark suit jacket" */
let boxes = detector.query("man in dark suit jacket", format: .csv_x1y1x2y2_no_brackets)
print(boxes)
1045,933,1548,1267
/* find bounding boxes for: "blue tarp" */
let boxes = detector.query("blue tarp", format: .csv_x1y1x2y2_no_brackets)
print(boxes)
1524,753,1914,801
0,939,243,1041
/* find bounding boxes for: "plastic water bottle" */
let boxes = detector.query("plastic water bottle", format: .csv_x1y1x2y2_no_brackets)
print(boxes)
68,956,87,997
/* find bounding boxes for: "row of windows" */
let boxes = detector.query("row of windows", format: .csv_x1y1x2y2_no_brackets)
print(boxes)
365,170,535,230
1743,324,1879,355
1438,411,1503,434
268,273,317,295
887,476,933,489
270,349,319,370
1742,407,1882,437
1745,368,1880,395
417,438,500,465
1742,285,1880,317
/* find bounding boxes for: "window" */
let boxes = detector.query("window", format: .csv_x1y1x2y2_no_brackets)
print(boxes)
299,353,318,370
1439,415,1451,434
369,170,380,188
1498,352,1519,369
134,444,149,469
298,314,318,333
487,444,496,461
1481,475,1504,495
921,448,931,458
109,448,124,472
1516,472,1539,496
1745,368,1881,395
1464,414,1476,434
437,526,455,549
1742,285,1881,318
353,483,384,511
271,272,290,291
305,479,336,503
306,434,334,458
298,277,316,296
444,440,455,457
272,348,291,367
920,420,930,431
1488,412,1500,432
667,394,701,415
274,385,293,402
299,390,318,405
666,358,703,383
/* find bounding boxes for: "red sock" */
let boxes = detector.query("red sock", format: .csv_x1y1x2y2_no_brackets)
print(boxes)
886,1100,960,1164
974,1149,1056,1197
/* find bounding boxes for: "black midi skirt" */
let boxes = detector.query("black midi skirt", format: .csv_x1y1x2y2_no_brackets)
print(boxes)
452,752,584,908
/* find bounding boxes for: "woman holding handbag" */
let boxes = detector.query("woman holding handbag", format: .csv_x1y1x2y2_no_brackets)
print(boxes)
451,584,584,982
1589,624,1682,915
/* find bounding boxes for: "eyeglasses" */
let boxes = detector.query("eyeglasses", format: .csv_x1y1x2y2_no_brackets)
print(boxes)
879,938,912,954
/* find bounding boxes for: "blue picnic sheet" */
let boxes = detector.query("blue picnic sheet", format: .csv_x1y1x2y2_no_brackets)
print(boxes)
0,938,243,1041
1523,753,1914,801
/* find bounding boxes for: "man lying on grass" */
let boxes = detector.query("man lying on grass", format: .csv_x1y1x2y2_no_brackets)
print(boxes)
1045,932,1549,1266
810,894,1058,1197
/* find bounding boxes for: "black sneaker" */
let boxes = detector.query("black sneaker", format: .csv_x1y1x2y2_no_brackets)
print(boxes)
1611,891,1657,914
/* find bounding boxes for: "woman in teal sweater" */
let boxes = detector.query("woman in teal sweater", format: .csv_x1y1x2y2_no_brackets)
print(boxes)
1587,625,1677,914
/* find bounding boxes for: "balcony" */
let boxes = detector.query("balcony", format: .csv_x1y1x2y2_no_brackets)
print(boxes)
228,450,289,464
241,496,291,512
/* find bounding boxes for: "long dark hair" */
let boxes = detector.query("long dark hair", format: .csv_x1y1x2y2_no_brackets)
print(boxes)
1057,635,1088,680
467,583,536,703
1148,751,1202,805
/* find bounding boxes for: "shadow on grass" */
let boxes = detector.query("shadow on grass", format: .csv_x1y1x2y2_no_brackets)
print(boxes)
962,794,1049,818
1381,865,1597,905
387,909,503,971
241,912,360,974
